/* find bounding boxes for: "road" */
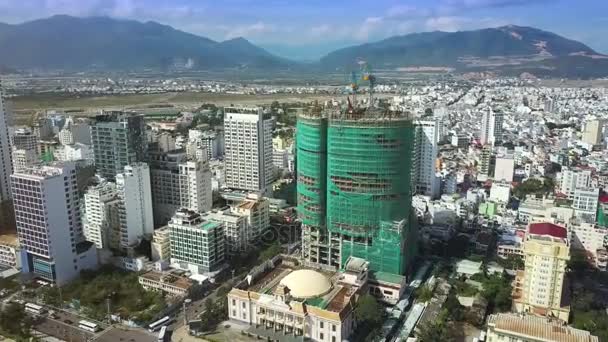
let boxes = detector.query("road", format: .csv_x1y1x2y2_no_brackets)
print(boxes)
32,310,94,342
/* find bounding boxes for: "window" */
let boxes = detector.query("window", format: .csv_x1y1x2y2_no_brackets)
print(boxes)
319,333,324,340
320,322,324,329
332,325,336,332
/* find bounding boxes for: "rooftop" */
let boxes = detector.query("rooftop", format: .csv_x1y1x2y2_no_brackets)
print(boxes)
528,222,568,239
488,313,598,342
139,271,193,290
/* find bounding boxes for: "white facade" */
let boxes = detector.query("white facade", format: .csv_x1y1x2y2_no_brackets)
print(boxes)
480,108,504,146
414,119,440,198
490,182,511,203
573,187,599,223
12,162,97,285
83,180,121,250
54,143,94,163
11,149,38,173
58,118,91,146
202,209,248,254
558,168,592,199
0,238,20,268
0,81,12,201
224,108,273,193
569,222,608,260
582,119,605,146
151,226,171,262
116,163,154,248
494,155,515,182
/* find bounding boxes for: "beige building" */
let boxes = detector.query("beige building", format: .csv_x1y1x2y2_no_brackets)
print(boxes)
487,313,598,342
517,197,574,225
582,119,605,147
227,256,367,342
513,222,570,322
230,194,270,243
0,235,20,268
151,226,171,262
138,270,193,297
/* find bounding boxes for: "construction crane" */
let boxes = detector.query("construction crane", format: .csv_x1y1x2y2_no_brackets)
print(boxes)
359,60,376,108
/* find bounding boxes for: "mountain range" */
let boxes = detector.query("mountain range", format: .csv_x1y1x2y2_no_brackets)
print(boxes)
0,15,607,78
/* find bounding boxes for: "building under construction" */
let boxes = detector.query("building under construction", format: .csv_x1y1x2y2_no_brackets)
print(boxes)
297,102,418,276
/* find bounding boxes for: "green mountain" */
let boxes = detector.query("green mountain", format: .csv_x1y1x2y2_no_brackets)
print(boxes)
0,15,291,71
320,25,604,73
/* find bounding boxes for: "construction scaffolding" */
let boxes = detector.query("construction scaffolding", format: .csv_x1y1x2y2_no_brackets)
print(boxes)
297,105,418,276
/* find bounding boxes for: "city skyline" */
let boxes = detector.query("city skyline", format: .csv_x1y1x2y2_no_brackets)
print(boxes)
0,0,606,60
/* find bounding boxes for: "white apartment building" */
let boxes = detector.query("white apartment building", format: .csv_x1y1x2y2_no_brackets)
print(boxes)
54,143,94,163
116,163,154,249
489,181,511,203
558,168,592,199
573,187,599,223
494,155,515,182
58,117,91,145
202,209,248,254
582,119,605,147
569,221,608,265
480,108,503,146
224,108,273,193
150,150,212,225
83,180,121,250
414,119,440,198
0,81,12,201
187,129,223,161
12,162,97,285
12,128,38,152
12,149,38,173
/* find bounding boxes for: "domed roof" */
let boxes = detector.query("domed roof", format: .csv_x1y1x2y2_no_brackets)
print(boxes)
279,269,332,299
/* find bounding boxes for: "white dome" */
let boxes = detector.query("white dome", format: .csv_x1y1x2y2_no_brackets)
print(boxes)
279,269,332,299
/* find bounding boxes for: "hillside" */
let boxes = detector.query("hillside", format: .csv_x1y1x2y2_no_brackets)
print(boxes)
320,25,606,77
0,15,290,71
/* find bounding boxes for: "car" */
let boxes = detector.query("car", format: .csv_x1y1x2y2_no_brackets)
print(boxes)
64,319,73,325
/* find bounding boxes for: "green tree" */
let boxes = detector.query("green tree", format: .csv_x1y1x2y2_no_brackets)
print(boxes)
257,242,281,263
415,285,434,302
353,295,384,341
417,311,454,342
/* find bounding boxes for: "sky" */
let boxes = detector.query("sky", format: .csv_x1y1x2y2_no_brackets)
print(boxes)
0,0,607,60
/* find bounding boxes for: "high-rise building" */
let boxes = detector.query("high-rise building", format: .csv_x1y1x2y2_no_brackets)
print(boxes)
90,112,147,180
151,226,171,262
297,106,417,275
11,149,38,173
149,149,212,225
414,119,440,198
169,209,225,274
582,119,606,147
513,222,570,322
116,163,154,249
0,81,13,201
82,180,121,250
223,108,273,193
12,163,97,285
480,108,503,146
477,144,493,181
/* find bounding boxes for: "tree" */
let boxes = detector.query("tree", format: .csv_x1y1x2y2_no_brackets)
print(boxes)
0,302,34,338
417,311,454,342
415,285,434,302
257,242,281,263
353,295,384,341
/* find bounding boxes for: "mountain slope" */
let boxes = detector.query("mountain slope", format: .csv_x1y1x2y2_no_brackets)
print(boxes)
0,15,289,70
320,25,600,70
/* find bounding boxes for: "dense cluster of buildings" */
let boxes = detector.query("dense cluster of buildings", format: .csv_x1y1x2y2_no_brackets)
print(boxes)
1,75,608,341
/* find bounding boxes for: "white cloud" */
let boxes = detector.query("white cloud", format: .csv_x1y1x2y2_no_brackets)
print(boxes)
225,21,276,39
354,17,384,41
425,16,468,32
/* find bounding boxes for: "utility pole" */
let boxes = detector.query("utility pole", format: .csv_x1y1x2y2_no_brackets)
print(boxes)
183,298,191,326
106,296,111,324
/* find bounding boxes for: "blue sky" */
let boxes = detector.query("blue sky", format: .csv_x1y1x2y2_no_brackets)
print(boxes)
0,0,606,60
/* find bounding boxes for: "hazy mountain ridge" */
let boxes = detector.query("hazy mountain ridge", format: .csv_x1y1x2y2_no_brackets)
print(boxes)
320,25,606,77
0,16,606,78
0,15,290,71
